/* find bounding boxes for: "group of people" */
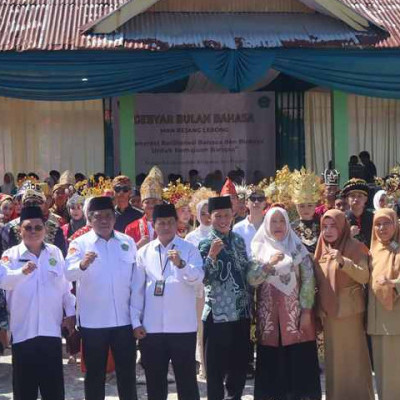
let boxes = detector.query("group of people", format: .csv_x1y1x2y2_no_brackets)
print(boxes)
0,163,399,400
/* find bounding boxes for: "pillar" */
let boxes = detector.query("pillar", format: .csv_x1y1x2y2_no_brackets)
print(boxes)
331,90,349,185
118,94,136,179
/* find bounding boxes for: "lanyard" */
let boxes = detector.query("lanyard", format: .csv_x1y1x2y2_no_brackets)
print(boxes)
158,244,175,277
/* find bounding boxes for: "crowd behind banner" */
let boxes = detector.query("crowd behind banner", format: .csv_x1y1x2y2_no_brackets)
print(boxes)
0,157,399,400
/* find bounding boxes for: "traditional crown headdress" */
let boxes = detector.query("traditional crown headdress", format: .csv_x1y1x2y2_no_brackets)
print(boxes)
234,183,249,200
163,179,193,209
75,175,113,198
140,166,164,201
322,168,340,186
291,167,323,204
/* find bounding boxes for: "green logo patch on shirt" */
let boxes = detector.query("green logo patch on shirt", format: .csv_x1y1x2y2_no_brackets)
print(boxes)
49,258,57,267
121,243,129,251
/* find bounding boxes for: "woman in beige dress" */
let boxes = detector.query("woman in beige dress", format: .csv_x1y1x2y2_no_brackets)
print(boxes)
314,209,374,400
369,208,400,400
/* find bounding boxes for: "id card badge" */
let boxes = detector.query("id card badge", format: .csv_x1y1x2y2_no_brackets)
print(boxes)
154,280,165,296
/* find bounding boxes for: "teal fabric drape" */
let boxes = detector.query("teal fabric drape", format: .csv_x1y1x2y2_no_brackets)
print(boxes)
191,49,276,92
1,49,400,100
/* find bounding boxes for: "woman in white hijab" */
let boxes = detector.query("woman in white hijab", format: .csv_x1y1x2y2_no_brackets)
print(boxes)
373,189,387,211
249,206,321,400
185,199,212,246
185,199,211,378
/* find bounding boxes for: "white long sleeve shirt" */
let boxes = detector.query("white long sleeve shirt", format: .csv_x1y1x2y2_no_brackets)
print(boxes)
0,242,75,344
233,217,260,257
65,229,137,329
132,235,204,333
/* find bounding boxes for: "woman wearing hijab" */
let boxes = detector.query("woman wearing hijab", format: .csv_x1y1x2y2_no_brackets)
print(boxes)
185,199,212,378
249,207,321,400
185,199,212,247
373,189,387,211
0,173,16,195
314,209,373,400
61,193,86,241
368,208,400,400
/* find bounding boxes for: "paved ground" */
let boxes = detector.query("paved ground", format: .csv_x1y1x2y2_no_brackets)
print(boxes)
0,347,377,399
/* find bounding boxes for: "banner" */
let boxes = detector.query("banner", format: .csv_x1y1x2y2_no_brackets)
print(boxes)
135,92,275,181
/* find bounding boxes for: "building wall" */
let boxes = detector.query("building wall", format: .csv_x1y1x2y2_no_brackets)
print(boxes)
0,97,104,179
305,90,400,177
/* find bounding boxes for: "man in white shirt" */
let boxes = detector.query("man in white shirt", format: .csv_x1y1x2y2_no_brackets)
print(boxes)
132,204,204,400
232,187,266,380
65,196,137,400
232,187,266,257
0,206,75,400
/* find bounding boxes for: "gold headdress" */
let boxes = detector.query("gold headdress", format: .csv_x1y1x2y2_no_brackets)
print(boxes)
140,166,164,201
189,187,217,217
291,167,323,204
390,165,400,176
75,175,113,198
163,180,193,209
259,166,293,205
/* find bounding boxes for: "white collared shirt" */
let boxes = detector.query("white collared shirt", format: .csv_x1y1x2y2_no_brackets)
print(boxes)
132,235,204,333
233,217,260,257
65,229,137,329
0,242,75,344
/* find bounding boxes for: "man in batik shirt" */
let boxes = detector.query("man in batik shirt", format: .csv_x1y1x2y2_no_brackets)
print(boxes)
199,196,252,400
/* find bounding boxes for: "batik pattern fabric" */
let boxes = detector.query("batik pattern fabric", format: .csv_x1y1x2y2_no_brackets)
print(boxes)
199,229,252,323
248,254,316,347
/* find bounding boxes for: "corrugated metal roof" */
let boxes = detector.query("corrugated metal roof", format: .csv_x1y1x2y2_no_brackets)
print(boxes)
118,12,381,50
341,0,400,47
0,0,395,51
0,0,127,51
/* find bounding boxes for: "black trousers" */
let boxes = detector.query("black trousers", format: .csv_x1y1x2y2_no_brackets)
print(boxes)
80,325,137,400
12,336,64,400
140,332,199,400
203,315,250,400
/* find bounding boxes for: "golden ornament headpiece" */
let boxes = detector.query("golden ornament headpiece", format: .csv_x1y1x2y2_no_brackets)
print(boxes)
163,179,193,209
291,167,323,204
74,175,113,198
262,165,293,205
140,166,164,201
189,186,217,216
390,165,400,176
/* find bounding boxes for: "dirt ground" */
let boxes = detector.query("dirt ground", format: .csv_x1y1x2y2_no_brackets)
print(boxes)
0,346,377,399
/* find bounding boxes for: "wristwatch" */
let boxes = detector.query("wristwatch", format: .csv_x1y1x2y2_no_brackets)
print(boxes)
178,260,186,269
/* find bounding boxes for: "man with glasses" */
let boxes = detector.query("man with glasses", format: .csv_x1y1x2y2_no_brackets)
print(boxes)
65,196,137,400
232,187,266,380
112,175,143,232
1,182,66,255
0,206,75,400
233,187,266,257
132,204,204,400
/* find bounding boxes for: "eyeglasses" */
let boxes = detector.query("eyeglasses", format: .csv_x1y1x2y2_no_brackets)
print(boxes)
249,195,266,203
114,186,130,193
23,225,44,232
